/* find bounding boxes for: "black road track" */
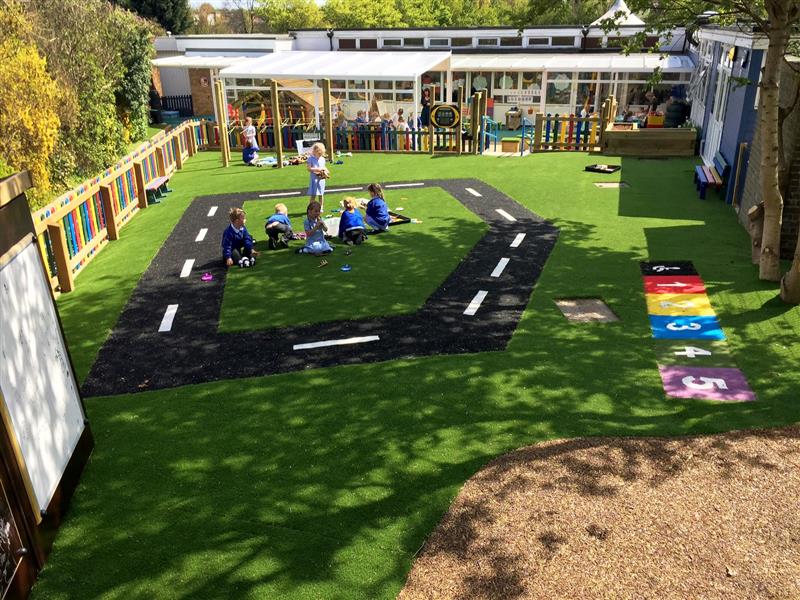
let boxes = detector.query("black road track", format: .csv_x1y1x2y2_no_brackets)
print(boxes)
81,179,559,396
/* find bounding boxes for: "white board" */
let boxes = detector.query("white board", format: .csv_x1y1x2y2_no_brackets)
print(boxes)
0,239,85,514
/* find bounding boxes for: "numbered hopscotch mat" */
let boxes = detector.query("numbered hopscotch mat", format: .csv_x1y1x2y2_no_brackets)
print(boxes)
640,261,698,277
658,366,756,402
641,260,756,402
643,275,706,294
646,293,715,317
554,298,619,322
653,340,736,367
649,315,725,340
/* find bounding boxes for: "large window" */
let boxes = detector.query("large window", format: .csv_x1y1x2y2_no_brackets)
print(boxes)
429,38,449,48
551,36,575,47
382,38,402,48
546,72,573,105
500,37,522,47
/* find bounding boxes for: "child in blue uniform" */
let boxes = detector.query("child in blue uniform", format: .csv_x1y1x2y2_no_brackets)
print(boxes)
264,203,293,250
221,208,258,267
365,183,391,232
338,197,367,245
297,201,333,255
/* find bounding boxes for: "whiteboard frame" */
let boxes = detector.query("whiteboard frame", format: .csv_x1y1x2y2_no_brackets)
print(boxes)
0,234,87,523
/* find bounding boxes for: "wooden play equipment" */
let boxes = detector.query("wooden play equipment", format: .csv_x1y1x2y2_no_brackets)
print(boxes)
31,121,200,294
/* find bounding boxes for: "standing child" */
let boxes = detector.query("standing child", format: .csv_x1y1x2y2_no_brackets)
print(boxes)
297,201,333,255
307,142,329,210
222,208,259,267
264,203,293,250
242,116,257,148
365,183,391,232
338,197,368,245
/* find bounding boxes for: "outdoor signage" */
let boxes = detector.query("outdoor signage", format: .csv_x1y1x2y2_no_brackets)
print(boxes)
507,92,541,103
430,104,460,129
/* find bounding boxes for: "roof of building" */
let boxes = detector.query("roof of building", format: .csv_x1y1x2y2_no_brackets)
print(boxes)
218,51,452,81
152,55,253,69
451,52,694,72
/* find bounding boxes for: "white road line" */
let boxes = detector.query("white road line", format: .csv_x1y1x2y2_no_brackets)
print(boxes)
326,187,363,193
496,209,517,222
293,335,380,351
464,290,488,316
179,259,195,278
385,182,425,188
207,206,218,217
258,191,301,198
491,258,510,278
158,304,179,332
195,228,208,242
510,233,526,248
465,187,482,197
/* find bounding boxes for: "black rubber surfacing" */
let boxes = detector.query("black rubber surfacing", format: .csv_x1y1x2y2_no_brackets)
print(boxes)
81,179,559,396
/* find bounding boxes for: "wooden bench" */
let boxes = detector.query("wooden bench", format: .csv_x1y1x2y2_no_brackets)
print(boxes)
693,152,730,200
144,175,172,204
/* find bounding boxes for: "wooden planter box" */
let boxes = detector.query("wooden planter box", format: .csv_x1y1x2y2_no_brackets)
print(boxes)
602,126,697,157
501,138,521,152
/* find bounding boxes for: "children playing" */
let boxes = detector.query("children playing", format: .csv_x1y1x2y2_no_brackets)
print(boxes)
306,142,329,209
365,183,391,232
297,201,333,255
222,208,259,267
338,197,368,245
241,116,260,165
264,203,293,250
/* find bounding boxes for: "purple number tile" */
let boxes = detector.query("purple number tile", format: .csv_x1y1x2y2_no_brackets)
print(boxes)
658,365,756,402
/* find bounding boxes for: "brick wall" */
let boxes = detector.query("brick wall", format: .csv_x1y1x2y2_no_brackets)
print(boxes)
189,68,215,117
739,60,800,259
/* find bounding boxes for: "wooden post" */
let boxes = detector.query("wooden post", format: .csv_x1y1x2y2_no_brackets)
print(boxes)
173,137,183,170
47,223,74,293
188,126,197,156
456,87,464,155
270,79,284,169
429,122,435,155
155,142,166,176
133,161,147,209
533,113,544,152
214,80,230,167
99,185,119,241
323,78,334,153
471,92,481,155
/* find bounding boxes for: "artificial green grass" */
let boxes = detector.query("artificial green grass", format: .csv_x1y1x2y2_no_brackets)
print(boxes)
38,150,800,599
220,189,487,330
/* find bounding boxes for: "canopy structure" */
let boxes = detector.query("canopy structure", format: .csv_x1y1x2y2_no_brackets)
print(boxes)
590,0,645,27
451,53,695,73
151,55,254,70
219,50,451,81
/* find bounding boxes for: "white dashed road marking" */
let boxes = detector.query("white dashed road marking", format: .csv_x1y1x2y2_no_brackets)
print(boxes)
385,182,425,188
496,209,517,222
195,228,208,242
465,187,482,197
207,206,218,217
491,258,510,278
510,233,526,247
159,304,179,332
179,259,195,278
258,191,301,198
326,187,363,193
293,335,381,351
464,291,488,316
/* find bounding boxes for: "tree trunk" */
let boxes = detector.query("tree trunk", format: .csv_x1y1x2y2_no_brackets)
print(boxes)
747,202,764,264
780,236,800,303
757,7,790,281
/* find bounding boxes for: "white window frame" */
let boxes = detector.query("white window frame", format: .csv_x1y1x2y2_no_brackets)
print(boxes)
478,37,499,47
428,38,450,48
527,37,550,47
382,38,402,48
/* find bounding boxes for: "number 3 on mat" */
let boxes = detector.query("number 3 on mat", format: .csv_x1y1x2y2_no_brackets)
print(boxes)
666,322,702,331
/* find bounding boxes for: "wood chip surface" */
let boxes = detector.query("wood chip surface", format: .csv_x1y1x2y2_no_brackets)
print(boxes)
400,426,800,600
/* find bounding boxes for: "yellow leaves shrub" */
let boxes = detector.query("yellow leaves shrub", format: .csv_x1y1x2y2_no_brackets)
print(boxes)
0,37,60,197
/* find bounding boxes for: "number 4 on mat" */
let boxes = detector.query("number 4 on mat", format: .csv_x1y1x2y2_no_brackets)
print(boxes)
674,346,712,358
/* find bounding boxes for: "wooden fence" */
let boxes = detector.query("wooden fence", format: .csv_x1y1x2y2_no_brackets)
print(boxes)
161,95,194,117
32,121,201,294
531,113,603,152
